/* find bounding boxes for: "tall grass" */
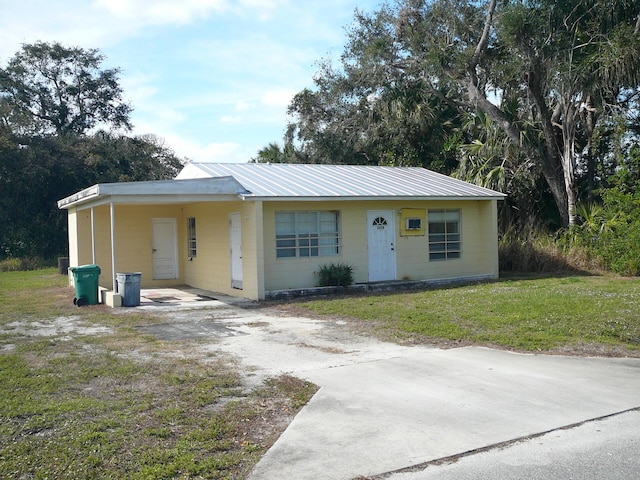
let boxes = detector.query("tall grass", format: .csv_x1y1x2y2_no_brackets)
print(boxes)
499,199,640,277
498,222,604,274
0,256,55,272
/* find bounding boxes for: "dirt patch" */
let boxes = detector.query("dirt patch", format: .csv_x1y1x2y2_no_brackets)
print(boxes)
293,341,356,354
0,316,113,338
134,319,248,341
247,321,270,328
549,342,640,358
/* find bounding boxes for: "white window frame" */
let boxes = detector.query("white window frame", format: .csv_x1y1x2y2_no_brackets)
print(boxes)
187,217,197,257
428,209,461,261
276,210,341,259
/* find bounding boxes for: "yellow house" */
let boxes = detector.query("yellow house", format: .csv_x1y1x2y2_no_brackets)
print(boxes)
57,163,505,304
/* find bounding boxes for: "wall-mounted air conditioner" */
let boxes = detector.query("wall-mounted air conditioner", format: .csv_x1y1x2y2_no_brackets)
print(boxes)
405,217,422,230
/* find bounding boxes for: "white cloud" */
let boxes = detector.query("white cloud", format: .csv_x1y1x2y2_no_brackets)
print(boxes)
120,73,187,134
235,101,252,112
91,0,288,26
239,0,284,8
237,0,287,20
92,0,229,25
153,107,188,126
261,89,296,108
221,115,243,124
0,0,292,62
119,73,159,103
166,137,255,163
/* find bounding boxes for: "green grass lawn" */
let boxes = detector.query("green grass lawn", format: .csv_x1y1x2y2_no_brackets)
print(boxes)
295,275,640,354
2,270,638,478
0,269,316,479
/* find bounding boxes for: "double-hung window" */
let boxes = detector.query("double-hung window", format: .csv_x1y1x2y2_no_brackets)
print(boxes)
187,217,197,257
276,211,341,258
428,210,461,260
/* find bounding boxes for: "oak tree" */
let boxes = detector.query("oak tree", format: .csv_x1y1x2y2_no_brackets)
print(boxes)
0,41,132,136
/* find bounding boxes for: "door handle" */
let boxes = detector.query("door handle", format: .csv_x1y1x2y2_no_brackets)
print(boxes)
152,249,157,253
390,243,395,251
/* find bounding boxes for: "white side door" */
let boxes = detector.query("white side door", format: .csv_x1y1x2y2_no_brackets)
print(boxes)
229,212,243,289
367,210,396,282
152,218,178,280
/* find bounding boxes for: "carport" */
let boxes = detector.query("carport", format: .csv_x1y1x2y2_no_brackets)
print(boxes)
57,177,249,306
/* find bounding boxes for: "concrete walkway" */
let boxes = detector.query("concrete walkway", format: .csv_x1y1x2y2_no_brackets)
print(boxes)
129,294,640,480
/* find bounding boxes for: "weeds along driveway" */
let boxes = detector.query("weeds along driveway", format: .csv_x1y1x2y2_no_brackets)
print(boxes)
0,284,320,479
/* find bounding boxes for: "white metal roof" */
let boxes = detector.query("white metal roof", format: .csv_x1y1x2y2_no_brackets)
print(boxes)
59,163,505,209
176,162,506,200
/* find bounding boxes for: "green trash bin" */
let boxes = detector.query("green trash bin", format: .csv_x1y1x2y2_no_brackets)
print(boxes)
70,264,101,306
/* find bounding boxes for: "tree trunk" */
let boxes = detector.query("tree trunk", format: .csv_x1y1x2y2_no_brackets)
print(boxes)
561,102,578,227
583,103,598,202
466,78,569,225
466,0,570,226
525,64,574,227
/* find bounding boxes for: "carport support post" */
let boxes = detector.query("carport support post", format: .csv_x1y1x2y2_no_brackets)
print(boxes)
91,207,96,265
110,202,116,292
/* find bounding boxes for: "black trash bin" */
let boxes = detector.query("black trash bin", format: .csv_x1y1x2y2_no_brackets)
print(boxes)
116,272,142,307
58,256,69,275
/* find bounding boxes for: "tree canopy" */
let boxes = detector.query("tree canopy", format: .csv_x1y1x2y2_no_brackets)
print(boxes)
275,0,640,228
0,41,132,136
0,42,183,259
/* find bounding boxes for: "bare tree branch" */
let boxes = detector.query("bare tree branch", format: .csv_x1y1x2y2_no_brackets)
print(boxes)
469,0,497,69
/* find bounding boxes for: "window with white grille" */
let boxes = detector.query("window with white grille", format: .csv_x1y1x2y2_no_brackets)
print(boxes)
187,217,197,257
428,210,461,260
276,211,341,258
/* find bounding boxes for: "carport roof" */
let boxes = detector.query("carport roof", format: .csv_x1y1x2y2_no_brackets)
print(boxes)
57,176,250,209
58,163,505,209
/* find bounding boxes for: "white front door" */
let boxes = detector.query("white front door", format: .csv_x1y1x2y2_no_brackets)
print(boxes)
152,218,178,280
229,212,243,289
367,210,396,282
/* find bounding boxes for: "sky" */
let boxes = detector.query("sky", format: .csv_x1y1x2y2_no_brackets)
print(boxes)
0,0,384,163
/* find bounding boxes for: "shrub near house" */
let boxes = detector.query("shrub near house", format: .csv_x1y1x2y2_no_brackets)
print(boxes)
318,263,354,287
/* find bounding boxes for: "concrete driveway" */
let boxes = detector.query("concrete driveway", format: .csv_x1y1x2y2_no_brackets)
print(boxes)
133,293,640,480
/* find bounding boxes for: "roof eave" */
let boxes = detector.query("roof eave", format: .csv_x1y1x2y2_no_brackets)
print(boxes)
242,195,506,202
65,194,245,211
57,185,101,209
